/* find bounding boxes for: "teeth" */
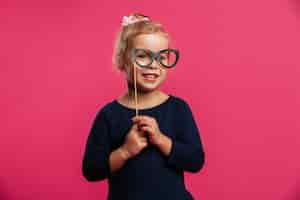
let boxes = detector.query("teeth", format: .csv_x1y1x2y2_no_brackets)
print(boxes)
143,74,156,78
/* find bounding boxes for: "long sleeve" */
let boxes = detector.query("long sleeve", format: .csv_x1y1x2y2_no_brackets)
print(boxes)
82,109,111,182
165,100,205,173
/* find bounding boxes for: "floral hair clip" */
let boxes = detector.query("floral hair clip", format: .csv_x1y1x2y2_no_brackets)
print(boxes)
121,15,149,26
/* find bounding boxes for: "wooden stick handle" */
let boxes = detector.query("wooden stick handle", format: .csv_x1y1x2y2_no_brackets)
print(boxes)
134,65,139,116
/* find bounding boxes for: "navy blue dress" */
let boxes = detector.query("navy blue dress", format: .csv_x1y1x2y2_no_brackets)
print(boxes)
82,94,205,200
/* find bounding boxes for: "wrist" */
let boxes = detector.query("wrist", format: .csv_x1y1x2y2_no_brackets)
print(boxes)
156,133,172,156
119,146,131,161
155,132,164,148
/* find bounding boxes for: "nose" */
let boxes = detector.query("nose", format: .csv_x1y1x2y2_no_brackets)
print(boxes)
147,58,161,69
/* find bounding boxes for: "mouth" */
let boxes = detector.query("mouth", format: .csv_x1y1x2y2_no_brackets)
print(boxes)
142,73,159,81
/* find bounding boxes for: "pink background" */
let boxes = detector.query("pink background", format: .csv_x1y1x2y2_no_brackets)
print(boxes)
1,0,300,199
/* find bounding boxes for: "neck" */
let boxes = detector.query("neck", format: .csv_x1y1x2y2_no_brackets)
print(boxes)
125,81,161,104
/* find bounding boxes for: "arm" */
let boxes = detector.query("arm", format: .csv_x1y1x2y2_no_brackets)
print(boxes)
109,146,130,173
82,109,137,181
160,101,205,173
82,109,112,182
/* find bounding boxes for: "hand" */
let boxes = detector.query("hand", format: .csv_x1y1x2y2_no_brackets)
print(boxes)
131,115,163,147
120,123,148,159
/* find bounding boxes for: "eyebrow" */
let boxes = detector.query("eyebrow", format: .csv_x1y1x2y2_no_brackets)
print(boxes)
134,48,170,52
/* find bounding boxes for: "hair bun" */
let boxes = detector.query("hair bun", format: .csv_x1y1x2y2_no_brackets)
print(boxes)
121,13,150,26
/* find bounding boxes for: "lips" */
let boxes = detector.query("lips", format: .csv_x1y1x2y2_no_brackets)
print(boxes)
142,73,159,77
142,73,159,80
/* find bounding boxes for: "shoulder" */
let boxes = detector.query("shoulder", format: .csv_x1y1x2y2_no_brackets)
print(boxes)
169,95,197,125
93,100,116,121
170,95,192,112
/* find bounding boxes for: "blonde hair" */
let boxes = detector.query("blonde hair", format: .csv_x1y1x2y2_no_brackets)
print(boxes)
112,13,170,72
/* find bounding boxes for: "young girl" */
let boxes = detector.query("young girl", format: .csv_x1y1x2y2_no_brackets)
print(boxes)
82,13,205,200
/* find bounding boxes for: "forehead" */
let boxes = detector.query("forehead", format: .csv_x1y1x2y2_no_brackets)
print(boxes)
132,33,169,51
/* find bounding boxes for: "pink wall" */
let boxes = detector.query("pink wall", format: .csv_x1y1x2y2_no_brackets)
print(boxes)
1,0,299,199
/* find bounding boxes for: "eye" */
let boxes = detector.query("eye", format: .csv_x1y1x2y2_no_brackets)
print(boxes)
159,52,169,60
137,54,147,58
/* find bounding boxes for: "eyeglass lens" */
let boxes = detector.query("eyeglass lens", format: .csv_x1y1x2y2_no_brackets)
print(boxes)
133,49,178,68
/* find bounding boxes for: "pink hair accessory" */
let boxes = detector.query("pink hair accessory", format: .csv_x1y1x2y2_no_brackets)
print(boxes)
121,15,149,26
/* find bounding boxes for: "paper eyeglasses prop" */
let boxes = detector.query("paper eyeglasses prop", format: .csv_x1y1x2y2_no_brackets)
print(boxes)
131,48,180,116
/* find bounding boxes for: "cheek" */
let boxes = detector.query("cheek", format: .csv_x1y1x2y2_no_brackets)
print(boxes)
126,65,142,80
160,70,167,78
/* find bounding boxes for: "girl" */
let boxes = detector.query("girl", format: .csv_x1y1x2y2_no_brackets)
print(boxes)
82,13,205,200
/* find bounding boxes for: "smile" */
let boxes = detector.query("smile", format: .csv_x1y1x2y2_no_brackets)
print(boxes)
142,73,159,81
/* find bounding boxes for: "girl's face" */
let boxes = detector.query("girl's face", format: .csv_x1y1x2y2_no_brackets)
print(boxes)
124,33,169,93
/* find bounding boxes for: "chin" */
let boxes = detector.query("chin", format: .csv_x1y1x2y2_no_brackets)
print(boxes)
137,82,162,93
138,85,159,93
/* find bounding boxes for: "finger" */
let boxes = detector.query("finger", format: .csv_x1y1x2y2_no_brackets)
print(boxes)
132,115,153,123
132,115,144,122
138,130,147,137
137,117,154,126
133,121,147,131
132,117,143,124
136,123,148,133
141,141,148,148
140,116,154,124
133,119,149,125
137,121,152,128
143,117,156,127
138,124,153,134
140,137,147,142
132,123,139,130
140,126,153,134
